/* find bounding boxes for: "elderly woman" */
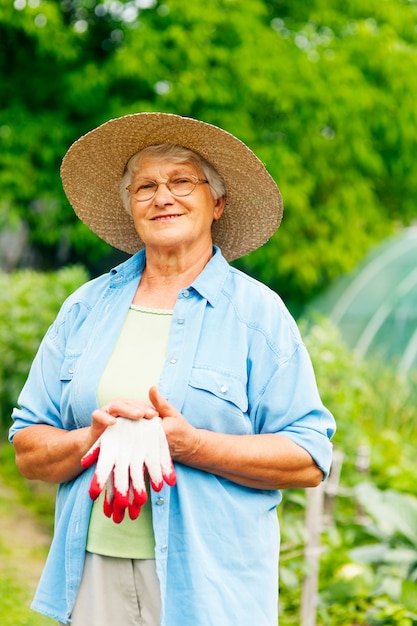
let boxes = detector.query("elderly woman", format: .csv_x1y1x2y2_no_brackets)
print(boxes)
10,113,335,626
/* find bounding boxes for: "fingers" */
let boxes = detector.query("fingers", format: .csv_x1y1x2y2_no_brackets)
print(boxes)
88,396,157,453
148,386,180,418
99,398,159,420
143,418,177,491
158,426,177,487
99,390,177,422
90,410,117,446
84,414,177,524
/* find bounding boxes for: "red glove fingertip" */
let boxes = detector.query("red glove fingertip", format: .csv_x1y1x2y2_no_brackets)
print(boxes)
149,476,164,492
132,486,148,506
103,497,113,518
112,503,126,524
81,445,100,468
164,467,177,487
89,473,103,500
128,501,143,520
113,488,130,510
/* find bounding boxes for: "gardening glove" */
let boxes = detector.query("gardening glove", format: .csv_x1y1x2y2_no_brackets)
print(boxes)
81,417,176,523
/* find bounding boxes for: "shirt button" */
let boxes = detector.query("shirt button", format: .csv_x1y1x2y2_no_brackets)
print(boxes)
170,357,177,364
68,368,74,374
220,385,228,393
177,318,185,325
156,497,165,506
161,545,168,553
182,289,190,297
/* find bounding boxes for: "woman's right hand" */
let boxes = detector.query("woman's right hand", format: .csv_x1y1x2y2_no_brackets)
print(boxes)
12,398,158,484
88,398,159,450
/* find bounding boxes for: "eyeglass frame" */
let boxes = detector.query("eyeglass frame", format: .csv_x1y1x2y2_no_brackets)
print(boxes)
126,174,209,202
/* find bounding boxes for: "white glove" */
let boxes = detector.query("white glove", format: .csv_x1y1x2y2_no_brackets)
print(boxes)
81,417,176,523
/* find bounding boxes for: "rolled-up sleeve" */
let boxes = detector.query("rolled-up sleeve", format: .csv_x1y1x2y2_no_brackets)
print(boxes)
9,326,66,441
253,341,335,480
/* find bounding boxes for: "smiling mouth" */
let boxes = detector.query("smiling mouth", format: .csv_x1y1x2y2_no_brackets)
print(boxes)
152,214,183,221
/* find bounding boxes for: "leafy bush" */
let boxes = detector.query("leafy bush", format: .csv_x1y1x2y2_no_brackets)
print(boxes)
302,318,417,495
352,483,417,588
2,277,417,624
277,319,417,625
0,266,88,432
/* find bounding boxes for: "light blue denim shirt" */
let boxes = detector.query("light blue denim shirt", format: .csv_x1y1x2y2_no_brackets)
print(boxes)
10,247,335,625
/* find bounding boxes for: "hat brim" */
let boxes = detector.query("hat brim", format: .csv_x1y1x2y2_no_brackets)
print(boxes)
60,112,283,261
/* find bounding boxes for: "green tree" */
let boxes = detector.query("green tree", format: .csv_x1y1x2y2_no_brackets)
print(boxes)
1,0,417,311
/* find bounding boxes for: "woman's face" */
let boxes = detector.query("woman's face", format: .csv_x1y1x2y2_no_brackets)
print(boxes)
129,157,225,256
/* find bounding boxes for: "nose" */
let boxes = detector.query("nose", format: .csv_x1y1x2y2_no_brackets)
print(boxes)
153,181,174,204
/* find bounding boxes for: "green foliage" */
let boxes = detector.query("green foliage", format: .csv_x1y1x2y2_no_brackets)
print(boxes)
0,442,56,530
0,578,55,626
2,305,417,623
1,1,417,310
352,483,417,580
0,265,88,431
0,442,55,625
302,317,417,492
276,318,417,624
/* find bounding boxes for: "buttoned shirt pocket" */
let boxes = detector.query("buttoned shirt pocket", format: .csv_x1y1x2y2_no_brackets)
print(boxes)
185,366,251,434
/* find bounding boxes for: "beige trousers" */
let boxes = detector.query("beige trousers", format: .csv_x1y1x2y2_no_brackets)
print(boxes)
59,552,161,626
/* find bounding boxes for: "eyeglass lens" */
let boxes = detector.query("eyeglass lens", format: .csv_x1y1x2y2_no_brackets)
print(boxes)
128,176,207,201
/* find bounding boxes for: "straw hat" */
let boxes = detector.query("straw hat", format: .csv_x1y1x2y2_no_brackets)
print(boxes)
60,112,283,261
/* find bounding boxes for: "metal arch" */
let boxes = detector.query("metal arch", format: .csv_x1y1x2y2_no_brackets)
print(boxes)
399,328,417,374
398,320,417,374
331,229,417,325
354,266,417,361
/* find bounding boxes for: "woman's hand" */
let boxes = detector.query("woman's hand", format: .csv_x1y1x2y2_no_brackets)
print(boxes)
13,397,159,485
148,386,323,490
148,386,201,463
88,398,158,450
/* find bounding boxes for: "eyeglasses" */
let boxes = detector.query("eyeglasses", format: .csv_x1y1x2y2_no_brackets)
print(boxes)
126,174,209,202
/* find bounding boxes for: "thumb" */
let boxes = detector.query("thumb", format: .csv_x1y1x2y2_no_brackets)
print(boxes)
149,386,176,418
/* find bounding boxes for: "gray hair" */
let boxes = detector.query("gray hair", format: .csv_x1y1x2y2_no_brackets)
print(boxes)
120,143,226,214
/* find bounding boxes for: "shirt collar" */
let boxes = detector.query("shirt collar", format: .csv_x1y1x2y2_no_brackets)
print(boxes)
109,246,229,307
191,246,229,307
110,249,146,283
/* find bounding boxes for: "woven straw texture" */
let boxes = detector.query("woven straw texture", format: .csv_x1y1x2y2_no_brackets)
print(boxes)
60,113,283,261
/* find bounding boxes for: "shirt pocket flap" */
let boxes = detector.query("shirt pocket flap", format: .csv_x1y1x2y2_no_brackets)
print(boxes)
189,367,248,413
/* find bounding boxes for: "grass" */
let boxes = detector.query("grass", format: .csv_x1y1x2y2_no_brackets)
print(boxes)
0,440,56,626
0,578,55,626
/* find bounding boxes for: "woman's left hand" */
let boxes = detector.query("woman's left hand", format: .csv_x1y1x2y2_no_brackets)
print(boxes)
148,386,323,490
148,386,201,463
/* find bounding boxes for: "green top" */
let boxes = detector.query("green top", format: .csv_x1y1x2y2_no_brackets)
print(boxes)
86,304,173,559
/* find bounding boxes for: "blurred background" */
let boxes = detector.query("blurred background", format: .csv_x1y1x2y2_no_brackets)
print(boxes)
3,0,417,312
1,1,417,624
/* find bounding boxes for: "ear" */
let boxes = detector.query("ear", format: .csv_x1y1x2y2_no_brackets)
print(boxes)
213,196,225,221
